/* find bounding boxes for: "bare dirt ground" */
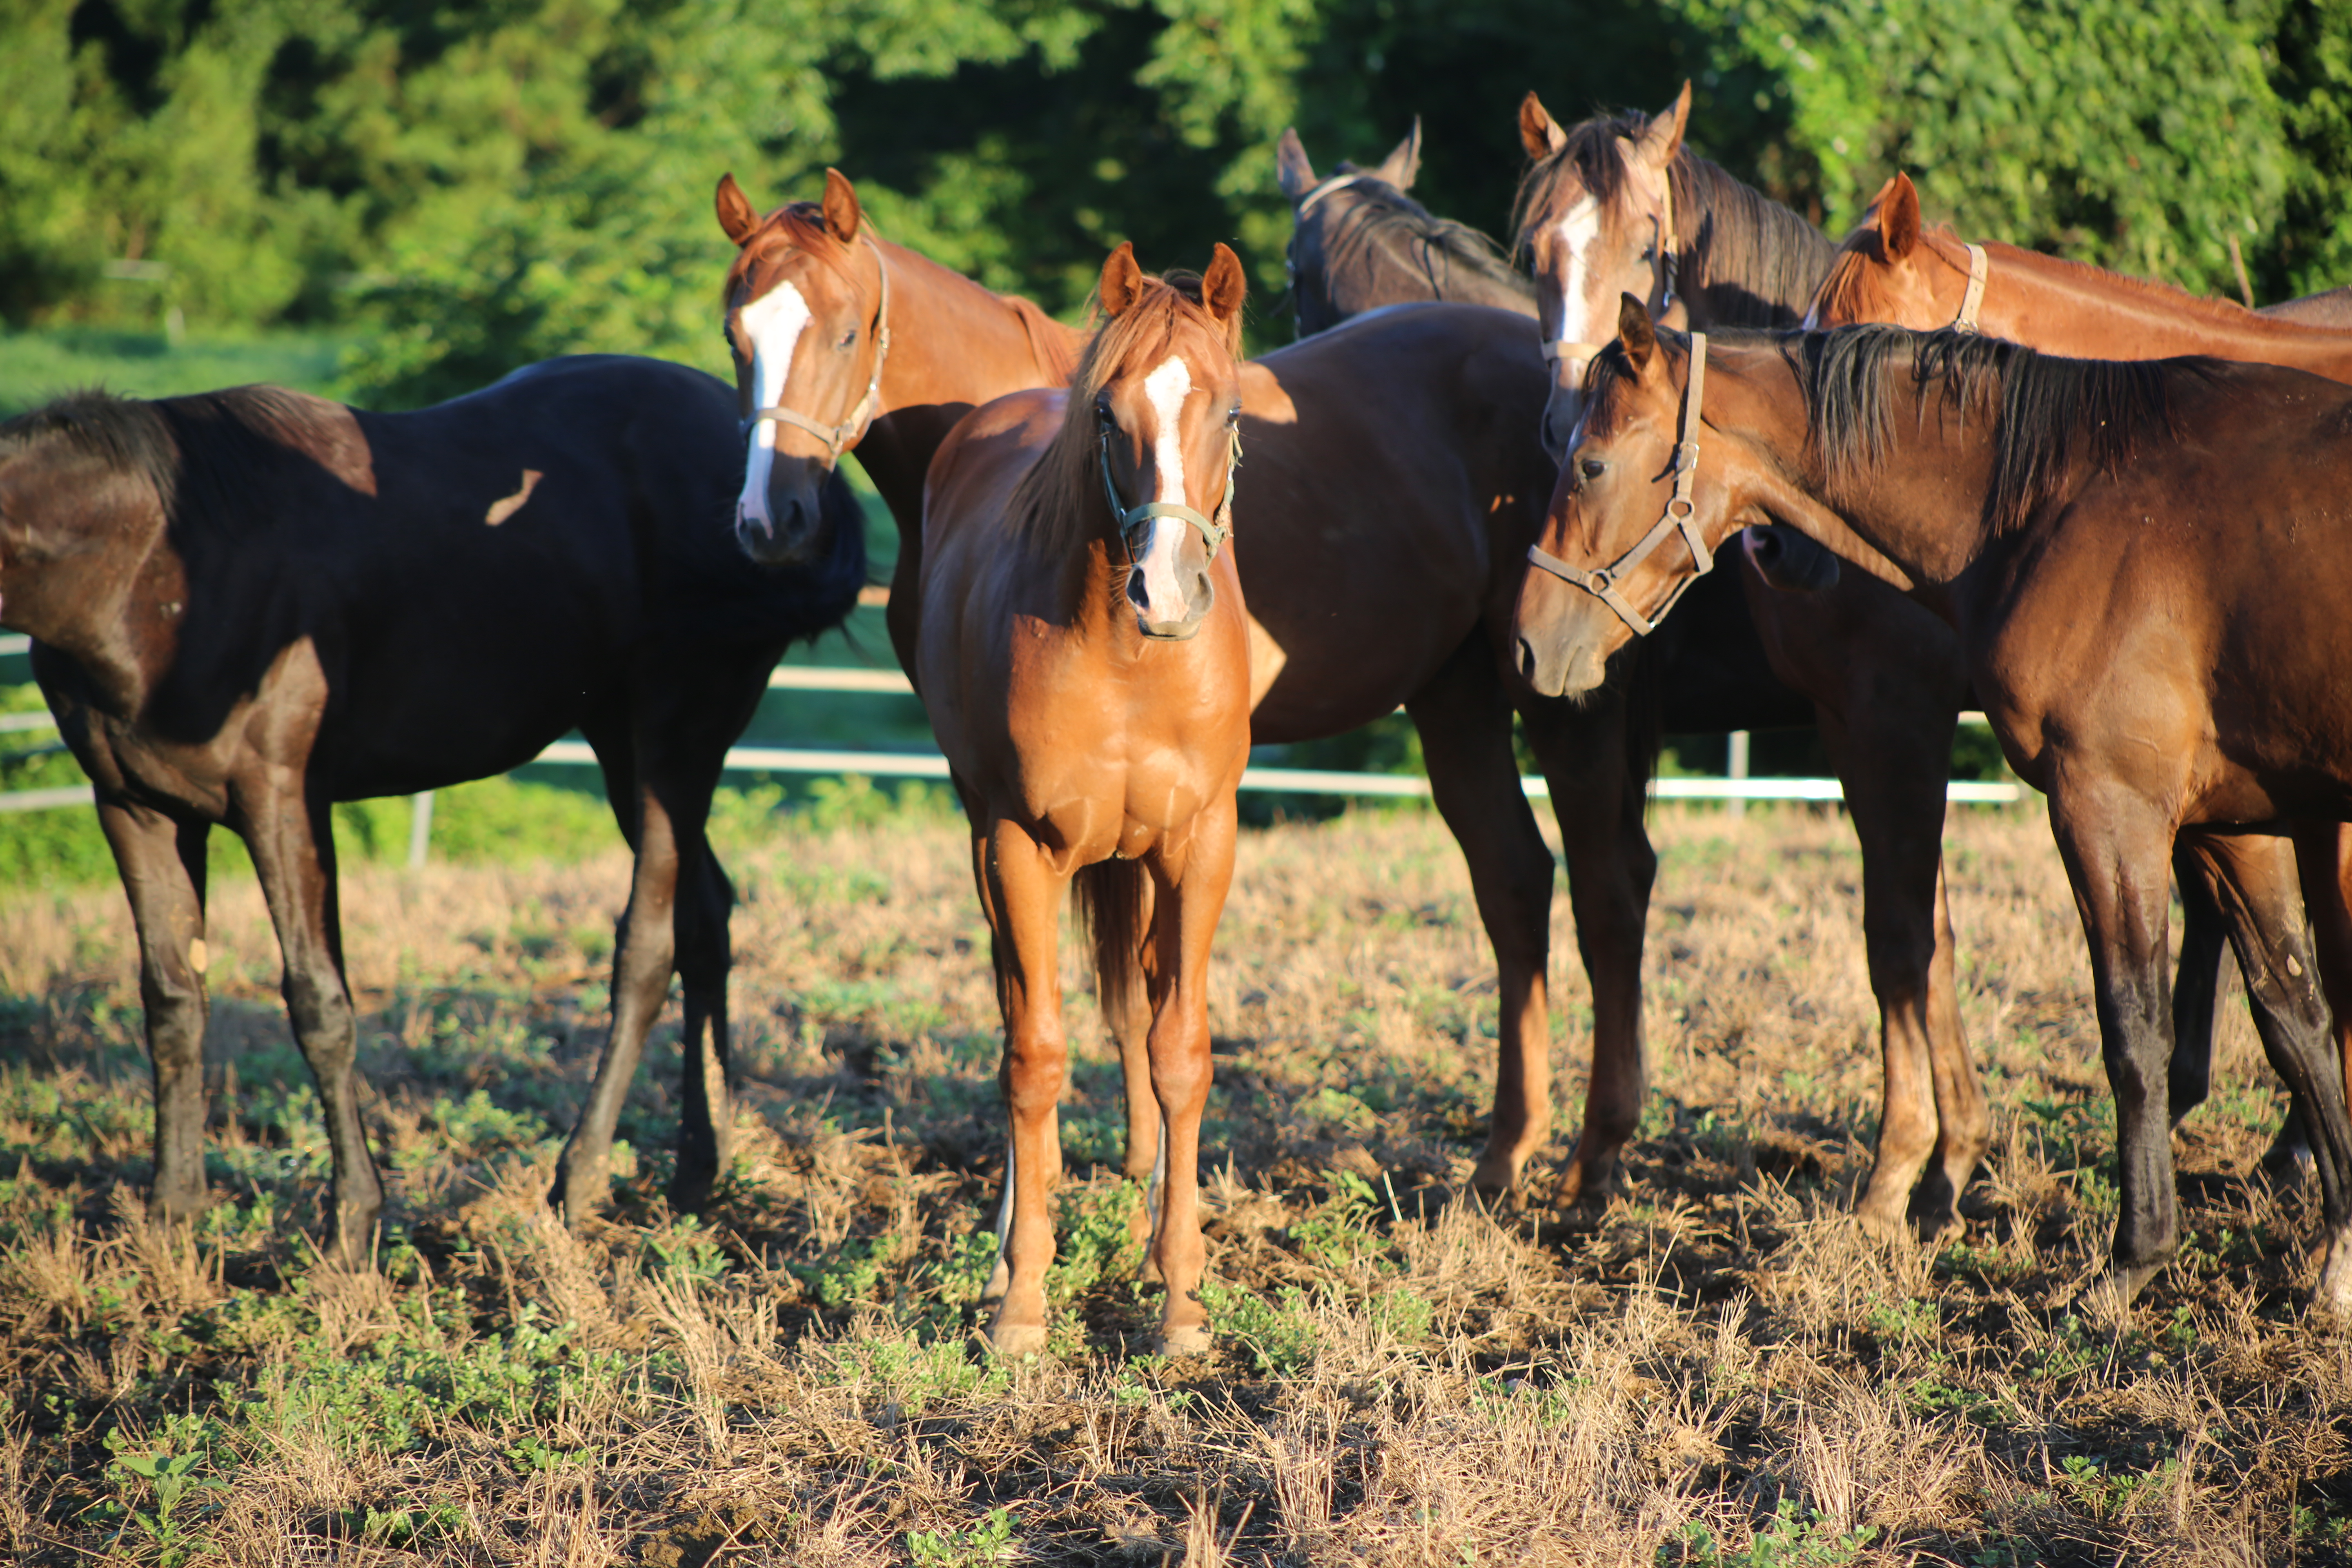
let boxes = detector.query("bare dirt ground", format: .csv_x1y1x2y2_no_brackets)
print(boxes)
0,795,2345,1566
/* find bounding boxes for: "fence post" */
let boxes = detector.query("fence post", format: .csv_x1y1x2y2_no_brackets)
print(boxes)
408,791,434,869
1726,731,1750,819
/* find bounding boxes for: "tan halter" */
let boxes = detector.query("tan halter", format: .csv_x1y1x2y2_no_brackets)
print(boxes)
1525,332,1712,636
741,232,893,462
1951,242,1988,334
1541,175,1682,366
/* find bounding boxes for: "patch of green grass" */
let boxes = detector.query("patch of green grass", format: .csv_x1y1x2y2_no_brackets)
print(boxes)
908,1506,1018,1567
1662,1501,1878,1567
0,327,349,418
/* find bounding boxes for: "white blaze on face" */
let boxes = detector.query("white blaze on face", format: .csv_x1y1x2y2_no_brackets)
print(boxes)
735,281,812,532
1551,195,1605,372
1134,354,1196,626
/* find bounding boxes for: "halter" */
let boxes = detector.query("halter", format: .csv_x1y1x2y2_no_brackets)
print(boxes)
1294,171,1366,216
1098,419,1239,566
1525,332,1712,636
1541,174,1682,365
740,232,893,462
1951,242,1989,334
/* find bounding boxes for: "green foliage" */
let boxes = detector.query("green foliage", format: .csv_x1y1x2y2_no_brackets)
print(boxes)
907,1506,1018,1568
1668,0,2292,297
1049,1179,1145,1303
1663,1501,1878,1568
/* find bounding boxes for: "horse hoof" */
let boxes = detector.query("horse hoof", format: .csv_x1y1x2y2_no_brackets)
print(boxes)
2313,1234,2352,1321
986,1316,1051,1358
1154,1322,1212,1357
1469,1153,1522,1200
1853,1199,1912,1247
2080,1260,2165,1326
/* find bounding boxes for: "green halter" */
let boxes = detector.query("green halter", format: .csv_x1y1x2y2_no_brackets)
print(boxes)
1098,419,1240,564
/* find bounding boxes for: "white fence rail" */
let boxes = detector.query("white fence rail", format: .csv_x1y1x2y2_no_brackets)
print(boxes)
0,634,2026,822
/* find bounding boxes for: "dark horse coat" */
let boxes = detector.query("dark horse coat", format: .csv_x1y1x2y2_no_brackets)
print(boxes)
0,354,864,1259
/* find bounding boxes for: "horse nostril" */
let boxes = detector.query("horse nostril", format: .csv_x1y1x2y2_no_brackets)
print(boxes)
1517,637,1540,684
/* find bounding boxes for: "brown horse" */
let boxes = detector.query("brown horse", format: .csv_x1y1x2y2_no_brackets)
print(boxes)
720,169,1605,1206
0,361,865,1258
920,244,1253,1354
1510,86,2013,1234
1514,302,2352,1311
716,169,1081,681
1803,170,2352,1158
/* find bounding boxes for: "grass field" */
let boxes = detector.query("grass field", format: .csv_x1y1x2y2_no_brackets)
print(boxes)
0,787,2345,1564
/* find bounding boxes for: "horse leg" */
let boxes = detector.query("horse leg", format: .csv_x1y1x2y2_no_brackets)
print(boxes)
670,837,736,1213
98,801,212,1223
1142,795,1238,1355
980,818,1069,1355
1813,703,1985,1239
1518,689,1656,1208
2168,845,2230,1126
551,726,684,1224
2046,790,2180,1313
241,780,381,1267
2287,821,2352,1314
1403,638,1559,1196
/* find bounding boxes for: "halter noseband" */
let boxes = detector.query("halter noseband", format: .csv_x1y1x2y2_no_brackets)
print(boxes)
1525,332,1712,637
740,232,893,462
1541,174,1682,365
1098,419,1239,566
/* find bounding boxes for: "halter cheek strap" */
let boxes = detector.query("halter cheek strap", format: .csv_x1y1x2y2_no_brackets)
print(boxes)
1541,178,1682,363
741,232,894,462
1524,332,1712,637
1100,423,1240,563
1952,242,1989,334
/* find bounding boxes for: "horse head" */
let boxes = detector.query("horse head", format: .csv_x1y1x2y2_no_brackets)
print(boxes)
716,168,887,567
1515,295,1731,698
1276,120,1421,337
1515,82,1690,460
1085,241,1248,640
1805,173,1960,333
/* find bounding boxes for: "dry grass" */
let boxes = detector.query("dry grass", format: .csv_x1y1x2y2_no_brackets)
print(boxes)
0,796,2346,1565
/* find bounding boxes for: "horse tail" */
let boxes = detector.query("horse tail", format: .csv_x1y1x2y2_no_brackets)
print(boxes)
1073,858,1149,1027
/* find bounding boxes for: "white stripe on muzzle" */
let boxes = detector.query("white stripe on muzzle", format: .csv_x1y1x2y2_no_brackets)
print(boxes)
1135,355,1195,625
736,282,811,532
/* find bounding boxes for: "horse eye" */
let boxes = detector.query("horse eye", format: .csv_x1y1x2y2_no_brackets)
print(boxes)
836,328,857,349
1580,458,1607,480
1095,399,1115,425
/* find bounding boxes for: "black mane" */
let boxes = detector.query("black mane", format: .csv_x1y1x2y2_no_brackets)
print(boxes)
0,390,181,513
1316,170,1532,306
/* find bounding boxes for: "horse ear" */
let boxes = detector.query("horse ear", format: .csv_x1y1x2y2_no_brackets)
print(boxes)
821,167,862,242
1878,172,1922,262
1373,117,1422,190
1616,293,1658,375
1203,243,1248,330
1276,128,1318,202
1634,80,1692,167
715,174,759,246
1099,242,1144,318
1519,92,1566,159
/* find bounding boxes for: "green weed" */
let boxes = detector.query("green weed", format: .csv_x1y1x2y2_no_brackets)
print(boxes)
1662,1500,1878,1567
907,1505,1017,1567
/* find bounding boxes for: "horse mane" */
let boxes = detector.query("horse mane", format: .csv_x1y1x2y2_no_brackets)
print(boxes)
1316,173,1531,302
0,390,182,511
1513,110,1832,327
1005,269,1236,556
1794,324,2182,534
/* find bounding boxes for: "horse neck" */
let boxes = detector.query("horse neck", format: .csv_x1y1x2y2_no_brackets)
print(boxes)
1676,158,1837,329
1964,236,2352,379
862,240,1084,525
0,450,170,706
1714,347,1989,597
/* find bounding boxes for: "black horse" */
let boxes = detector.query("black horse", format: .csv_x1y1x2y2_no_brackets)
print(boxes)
0,355,864,1262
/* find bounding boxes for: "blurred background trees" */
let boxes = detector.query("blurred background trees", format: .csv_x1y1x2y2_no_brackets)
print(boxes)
2,0,2346,406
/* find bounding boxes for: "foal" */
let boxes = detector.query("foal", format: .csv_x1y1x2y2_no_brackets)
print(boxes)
1515,301,2352,1312
918,245,1252,1354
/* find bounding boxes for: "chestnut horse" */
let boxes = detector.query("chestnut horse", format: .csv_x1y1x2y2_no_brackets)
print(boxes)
1505,86,2303,1234
920,245,1253,1354
718,169,1601,1206
1514,303,2352,1311
1805,170,2352,1164
0,361,865,1259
